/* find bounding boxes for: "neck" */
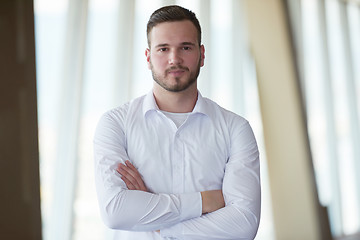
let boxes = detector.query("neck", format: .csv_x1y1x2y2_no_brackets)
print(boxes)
153,84,198,113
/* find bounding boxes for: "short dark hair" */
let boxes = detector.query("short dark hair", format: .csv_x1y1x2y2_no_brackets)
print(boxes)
146,5,202,47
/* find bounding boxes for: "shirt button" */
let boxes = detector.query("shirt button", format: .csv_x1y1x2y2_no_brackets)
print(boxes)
175,133,180,138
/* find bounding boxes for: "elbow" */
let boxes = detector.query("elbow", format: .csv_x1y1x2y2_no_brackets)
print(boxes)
101,215,118,229
232,208,260,239
100,207,132,230
232,218,260,240
99,193,134,230
244,222,260,240
243,217,260,240
101,212,127,230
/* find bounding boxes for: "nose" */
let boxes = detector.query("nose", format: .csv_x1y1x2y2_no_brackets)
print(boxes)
168,50,182,65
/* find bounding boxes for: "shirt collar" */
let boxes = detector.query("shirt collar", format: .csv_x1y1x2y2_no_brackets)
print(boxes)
142,90,215,120
142,91,160,116
191,92,216,120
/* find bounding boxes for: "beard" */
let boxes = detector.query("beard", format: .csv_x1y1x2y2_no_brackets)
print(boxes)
150,58,201,92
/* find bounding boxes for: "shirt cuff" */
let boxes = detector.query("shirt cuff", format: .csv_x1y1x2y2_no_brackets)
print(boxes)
161,192,202,239
179,192,202,221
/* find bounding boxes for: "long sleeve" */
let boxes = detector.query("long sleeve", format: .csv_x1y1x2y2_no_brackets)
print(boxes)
160,121,261,240
94,110,202,232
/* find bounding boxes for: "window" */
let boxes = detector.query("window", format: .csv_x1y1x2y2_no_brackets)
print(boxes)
34,0,273,239
288,0,360,237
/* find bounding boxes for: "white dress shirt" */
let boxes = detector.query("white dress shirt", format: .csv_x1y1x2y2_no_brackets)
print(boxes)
94,91,261,240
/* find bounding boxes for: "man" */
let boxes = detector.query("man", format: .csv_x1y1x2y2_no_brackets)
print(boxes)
94,5,261,240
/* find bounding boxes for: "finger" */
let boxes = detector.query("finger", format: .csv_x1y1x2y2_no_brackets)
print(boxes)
119,162,148,192
120,170,140,190
125,161,143,180
117,163,141,190
121,176,136,190
121,162,144,188
125,161,147,191
118,166,141,189
120,162,137,178
116,163,122,173
125,160,138,172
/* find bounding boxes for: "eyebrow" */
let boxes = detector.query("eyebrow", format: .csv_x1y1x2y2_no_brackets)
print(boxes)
154,42,196,48
180,42,196,46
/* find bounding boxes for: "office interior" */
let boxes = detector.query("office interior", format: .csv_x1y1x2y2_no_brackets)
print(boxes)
1,0,359,239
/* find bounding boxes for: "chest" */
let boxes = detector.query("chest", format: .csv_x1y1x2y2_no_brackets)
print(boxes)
125,114,230,193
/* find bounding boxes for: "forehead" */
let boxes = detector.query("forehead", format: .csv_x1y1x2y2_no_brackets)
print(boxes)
149,20,198,47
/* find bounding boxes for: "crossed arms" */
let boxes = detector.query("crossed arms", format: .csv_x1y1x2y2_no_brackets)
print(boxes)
94,112,261,239
117,160,225,215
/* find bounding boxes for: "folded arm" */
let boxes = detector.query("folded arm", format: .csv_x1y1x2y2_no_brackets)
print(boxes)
118,161,225,215
119,121,261,239
94,113,203,231
159,121,261,240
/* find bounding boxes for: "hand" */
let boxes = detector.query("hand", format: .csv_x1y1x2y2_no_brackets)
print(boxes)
116,160,148,192
201,190,225,214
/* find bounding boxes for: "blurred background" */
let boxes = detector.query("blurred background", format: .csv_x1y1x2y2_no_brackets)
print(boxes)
1,0,359,239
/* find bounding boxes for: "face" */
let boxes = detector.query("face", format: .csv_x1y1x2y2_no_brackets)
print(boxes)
146,20,205,93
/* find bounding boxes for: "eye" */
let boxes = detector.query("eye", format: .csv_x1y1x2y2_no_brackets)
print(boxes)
159,48,168,52
183,46,191,50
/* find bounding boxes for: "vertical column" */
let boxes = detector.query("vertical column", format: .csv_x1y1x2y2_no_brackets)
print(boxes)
50,0,89,239
197,0,212,97
113,0,135,105
231,0,245,115
318,0,343,235
338,0,360,234
244,0,322,239
0,0,42,239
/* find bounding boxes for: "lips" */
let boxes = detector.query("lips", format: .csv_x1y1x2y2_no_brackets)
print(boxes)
168,70,185,76
166,66,188,76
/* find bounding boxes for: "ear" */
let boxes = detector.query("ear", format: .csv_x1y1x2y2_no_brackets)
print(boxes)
200,45,205,67
145,48,151,69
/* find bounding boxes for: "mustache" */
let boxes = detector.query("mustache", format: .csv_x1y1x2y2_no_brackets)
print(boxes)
166,66,189,73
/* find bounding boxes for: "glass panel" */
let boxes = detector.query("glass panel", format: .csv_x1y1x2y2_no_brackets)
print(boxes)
72,0,120,239
34,0,69,239
326,0,359,234
35,0,273,239
297,0,360,237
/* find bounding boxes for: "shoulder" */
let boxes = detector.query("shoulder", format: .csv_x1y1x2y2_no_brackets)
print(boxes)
96,95,146,130
201,97,249,128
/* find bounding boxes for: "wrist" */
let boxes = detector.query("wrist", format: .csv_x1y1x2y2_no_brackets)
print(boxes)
200,190,225,214
200,191,208,214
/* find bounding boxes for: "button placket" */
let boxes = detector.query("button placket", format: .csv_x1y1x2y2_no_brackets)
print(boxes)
172,131,184,193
